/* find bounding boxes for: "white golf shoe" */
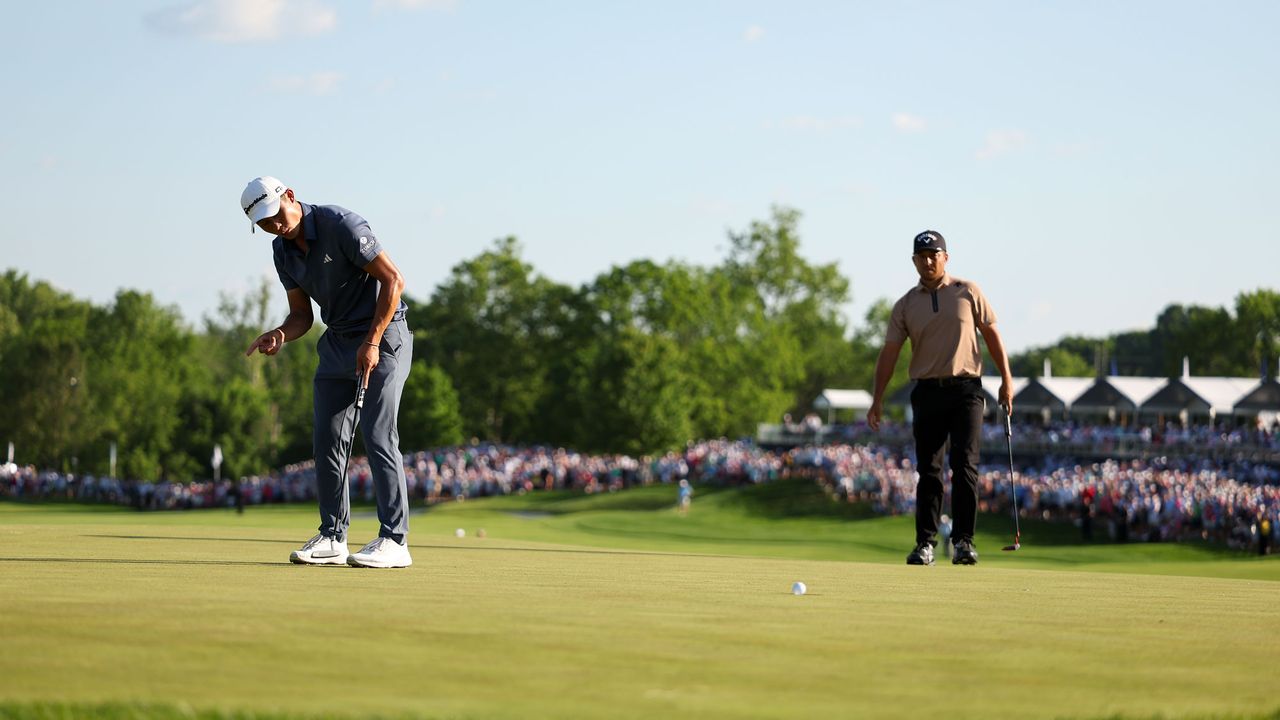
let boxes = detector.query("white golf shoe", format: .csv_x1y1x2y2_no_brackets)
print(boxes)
347,537,413,568
289,533,349,565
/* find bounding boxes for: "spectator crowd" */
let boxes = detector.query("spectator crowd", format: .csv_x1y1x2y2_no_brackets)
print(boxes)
3,419,1277,554
831,418,1280,455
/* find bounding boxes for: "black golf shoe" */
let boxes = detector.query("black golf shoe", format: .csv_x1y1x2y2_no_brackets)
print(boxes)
906,542,935,566
953,539,979,565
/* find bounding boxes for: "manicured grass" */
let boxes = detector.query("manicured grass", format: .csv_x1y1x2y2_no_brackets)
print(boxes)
1,483,1277,719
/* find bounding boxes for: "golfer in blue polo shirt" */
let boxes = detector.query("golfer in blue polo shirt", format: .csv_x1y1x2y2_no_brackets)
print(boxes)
240,176,414,569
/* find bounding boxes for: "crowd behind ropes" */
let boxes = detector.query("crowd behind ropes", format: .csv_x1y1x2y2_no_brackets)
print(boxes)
3,418,1277,554
821,417,1280,453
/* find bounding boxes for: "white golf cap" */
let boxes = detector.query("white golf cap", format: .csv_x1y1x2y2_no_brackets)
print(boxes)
240,176,287,231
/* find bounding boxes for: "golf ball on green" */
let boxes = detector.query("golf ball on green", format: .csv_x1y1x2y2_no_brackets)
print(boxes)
455,528,465,538
792,581,807,596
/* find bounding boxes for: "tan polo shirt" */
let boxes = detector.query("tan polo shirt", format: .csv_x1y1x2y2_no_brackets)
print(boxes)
886,274,997,380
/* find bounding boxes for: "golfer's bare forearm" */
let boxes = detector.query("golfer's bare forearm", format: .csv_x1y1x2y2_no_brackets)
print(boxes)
363,270,404,347
276,311,314,342
871,343,903,404
980,325,1013,383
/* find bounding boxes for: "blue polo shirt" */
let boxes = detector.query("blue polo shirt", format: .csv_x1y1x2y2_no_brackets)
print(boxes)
271,202,407,334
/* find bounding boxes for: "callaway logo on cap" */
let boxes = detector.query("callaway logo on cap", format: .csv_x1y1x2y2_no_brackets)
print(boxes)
913,230,947,253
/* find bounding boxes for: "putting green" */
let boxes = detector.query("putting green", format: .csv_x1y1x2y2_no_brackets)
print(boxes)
1,484,1277,720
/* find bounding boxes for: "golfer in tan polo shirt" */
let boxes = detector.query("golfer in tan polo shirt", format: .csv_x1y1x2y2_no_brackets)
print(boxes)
867,230,1014,566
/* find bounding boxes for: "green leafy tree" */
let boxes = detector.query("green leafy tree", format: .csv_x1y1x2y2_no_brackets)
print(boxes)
83,291,195,480
201,280,319,467
721,206,850,430
1011,345,1095,378
850,298,910,406
0,272,95,470
413,238,569,442
1235,289,1280,378
1111,331,1155,376
400,360,465,449
2,311,92,470
1152,304,1242,376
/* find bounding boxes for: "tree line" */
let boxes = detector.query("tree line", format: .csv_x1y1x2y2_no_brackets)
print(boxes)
1010,291,1280,379
2,207,1276,480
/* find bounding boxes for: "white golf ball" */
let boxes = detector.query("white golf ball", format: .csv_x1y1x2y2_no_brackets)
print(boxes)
791,581,807,596
454,528,465,538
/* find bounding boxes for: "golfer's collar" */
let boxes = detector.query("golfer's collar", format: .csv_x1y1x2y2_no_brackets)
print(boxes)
916,274,954,292
300,202,318,244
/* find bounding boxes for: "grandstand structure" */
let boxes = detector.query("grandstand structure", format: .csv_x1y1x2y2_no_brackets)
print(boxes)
889,357,1276,424
757,358,1280,463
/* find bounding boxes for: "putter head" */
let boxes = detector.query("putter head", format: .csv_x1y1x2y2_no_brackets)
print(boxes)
1001,543,1020,552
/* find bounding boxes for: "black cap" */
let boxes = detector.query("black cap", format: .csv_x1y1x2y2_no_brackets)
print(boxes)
913,230,946,253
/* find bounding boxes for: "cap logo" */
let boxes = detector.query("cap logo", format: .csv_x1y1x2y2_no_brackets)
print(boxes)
243,192,268,215
359,237,368,244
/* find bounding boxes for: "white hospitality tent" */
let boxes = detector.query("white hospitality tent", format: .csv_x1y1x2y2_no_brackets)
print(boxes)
812,388,873,424
1140,376,1261,422
980,375,1029,414
1136,357,1260,422
1234,376,1280,427
1070,376,1167,422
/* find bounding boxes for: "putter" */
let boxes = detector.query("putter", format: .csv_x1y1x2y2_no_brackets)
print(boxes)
1000,403,1021,552
342,376,368,486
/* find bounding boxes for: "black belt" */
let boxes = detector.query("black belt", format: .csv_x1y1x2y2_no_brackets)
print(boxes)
915,376,979,388
331,311,406,339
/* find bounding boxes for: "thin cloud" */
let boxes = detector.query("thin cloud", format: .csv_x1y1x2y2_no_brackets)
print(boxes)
975,129,1028,160
146,0,336,43
744,25,765,42
268,72,344,95
891,113,926,133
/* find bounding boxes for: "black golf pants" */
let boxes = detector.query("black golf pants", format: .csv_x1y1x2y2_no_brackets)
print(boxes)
910,377,984,547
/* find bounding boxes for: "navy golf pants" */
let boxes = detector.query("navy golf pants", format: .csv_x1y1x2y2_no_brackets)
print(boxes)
313,319,413,544
910,377,984,547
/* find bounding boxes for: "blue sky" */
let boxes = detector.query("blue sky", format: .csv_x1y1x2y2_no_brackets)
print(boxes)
2,1,1276,352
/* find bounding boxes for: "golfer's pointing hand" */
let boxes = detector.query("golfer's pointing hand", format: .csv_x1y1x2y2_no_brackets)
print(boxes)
245,328,285,357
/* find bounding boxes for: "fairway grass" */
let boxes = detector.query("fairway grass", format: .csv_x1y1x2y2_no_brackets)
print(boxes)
2,487,1278,720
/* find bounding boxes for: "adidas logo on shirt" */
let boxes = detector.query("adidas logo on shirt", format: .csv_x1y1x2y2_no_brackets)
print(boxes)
323,254,333,263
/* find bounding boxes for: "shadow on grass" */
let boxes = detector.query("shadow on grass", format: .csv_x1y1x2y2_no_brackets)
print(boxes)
0,557,281,567
1,700,1276,720
83,534,295,545
78,533,740,561
0,701,434,720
